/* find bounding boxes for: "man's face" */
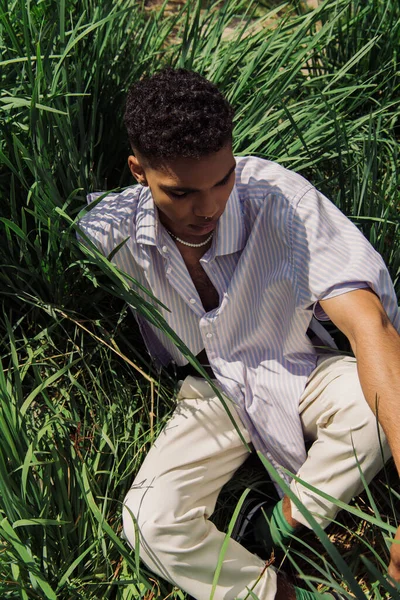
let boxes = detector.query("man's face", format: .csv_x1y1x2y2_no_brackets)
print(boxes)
129,144,236,242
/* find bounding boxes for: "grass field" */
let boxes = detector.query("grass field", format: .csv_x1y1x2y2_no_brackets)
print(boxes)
0,0,399,597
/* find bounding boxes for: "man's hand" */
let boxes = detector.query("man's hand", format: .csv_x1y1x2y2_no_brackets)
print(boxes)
388,525,400,583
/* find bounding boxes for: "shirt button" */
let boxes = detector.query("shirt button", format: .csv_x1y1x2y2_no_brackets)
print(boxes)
166,267,172,274
189,298,196,304
206,333,213,338
162,245,168,253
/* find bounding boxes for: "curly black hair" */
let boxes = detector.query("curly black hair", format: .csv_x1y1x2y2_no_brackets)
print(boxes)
124,68,234,164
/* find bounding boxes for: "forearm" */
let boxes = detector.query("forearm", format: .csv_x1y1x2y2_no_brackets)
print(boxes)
320,289,400,473
352,311,400,583
351,322,400,472
319,288,400,580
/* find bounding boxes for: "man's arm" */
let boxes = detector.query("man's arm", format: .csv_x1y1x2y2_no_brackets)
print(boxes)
319,288,400,581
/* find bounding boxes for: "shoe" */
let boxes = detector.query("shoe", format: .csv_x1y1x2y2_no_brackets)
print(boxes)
231,491,275,560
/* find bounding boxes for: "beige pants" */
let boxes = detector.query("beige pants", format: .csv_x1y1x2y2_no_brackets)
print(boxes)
122,356,389,600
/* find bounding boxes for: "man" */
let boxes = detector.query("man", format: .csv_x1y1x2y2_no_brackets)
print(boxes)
78,68,400,599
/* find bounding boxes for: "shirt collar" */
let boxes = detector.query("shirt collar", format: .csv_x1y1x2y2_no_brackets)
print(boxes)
213,185,246,256
135,187,159,247
135,184,246,256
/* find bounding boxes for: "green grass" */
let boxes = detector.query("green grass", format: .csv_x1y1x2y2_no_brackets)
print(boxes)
0,0,399,597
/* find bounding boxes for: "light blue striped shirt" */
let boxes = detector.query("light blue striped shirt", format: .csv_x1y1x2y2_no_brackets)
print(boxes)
79,157,399,477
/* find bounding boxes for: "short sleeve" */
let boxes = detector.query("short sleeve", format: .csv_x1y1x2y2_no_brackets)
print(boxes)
76,191,116,254
77,187,141,257
313,282,370,320
291,187,400,329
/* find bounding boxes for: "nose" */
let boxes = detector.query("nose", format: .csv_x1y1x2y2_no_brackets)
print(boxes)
193,192,218,219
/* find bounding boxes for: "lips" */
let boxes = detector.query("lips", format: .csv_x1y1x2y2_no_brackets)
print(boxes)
189,221,217,234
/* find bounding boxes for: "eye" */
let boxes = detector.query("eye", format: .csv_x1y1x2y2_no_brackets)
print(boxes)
217,172,233,187
169,191,189,199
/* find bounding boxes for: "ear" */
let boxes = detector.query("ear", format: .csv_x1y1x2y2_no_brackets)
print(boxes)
128,155,148,186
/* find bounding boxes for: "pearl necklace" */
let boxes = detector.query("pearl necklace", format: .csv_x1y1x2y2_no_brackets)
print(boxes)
167,230,214,248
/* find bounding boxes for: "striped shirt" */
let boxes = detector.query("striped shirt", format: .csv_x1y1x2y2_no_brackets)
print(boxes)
79,156,400,478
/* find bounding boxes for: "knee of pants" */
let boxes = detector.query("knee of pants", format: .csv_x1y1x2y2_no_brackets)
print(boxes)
325,384,390,467
122,482,172,575
347,406,391,473
308,364,390,462
291,401,391,529
122,480,169,559
122,476,208,571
